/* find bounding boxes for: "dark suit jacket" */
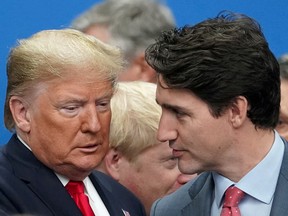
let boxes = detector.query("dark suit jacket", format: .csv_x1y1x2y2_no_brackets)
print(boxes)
151,138,288,216
0,134,146,216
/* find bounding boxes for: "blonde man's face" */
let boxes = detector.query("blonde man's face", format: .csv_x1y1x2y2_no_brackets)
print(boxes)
15,68,113,180
116,142,196,214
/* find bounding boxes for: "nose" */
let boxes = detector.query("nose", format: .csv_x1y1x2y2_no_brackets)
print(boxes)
81,106,101,133
157,113,177,143
177,173,197,185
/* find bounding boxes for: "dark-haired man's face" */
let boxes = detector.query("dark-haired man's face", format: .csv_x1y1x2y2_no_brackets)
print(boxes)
155,75,234,175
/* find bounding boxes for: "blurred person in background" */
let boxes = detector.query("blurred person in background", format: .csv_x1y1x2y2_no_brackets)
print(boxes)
70,0,175,83
97,81,196,215
277,54,288,140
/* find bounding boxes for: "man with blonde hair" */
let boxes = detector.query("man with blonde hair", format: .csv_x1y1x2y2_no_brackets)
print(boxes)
97,81,196,215
0,29,145,216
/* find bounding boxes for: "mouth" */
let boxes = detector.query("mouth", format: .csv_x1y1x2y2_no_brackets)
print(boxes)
172,149,184,158
79,143,100,153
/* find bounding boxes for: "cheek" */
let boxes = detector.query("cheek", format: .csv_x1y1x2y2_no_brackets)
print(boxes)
100,112,111,132
30,107,70,136
158,168,178,186
119,168,141,192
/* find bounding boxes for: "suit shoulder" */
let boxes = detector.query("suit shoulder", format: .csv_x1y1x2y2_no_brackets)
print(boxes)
151,172,212,216
151,178,194,215
92,170,134,194
91,171,146,215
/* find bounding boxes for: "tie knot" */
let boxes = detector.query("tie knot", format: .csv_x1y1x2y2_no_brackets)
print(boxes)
223,186,245,207
65,181,85,195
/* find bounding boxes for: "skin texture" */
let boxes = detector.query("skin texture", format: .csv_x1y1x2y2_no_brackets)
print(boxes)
10,69,113,180
84,24,111,43
276,79,288,140
155,75,274,182
105,141,195,215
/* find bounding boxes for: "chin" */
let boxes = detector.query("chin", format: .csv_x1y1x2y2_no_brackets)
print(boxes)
76,159,101,171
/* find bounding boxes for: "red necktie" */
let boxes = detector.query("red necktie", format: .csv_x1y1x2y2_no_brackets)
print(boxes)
65,181,95,216
221,186,245,216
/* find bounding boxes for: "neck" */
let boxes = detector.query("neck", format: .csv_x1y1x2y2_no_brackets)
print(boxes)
218,127,275,182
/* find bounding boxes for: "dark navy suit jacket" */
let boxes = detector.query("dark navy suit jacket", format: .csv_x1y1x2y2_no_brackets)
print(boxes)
0,134,146,216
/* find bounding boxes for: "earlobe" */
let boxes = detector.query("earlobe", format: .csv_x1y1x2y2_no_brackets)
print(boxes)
230,96,249,128
9,96,31,132
104,148,122,181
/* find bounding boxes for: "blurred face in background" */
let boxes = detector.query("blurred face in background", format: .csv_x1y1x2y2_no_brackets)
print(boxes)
84,24,156,83
107,141,196,214
276,79,288,140
84,24,110,43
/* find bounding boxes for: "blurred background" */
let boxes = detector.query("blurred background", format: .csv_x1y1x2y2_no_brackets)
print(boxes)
1,0,287,144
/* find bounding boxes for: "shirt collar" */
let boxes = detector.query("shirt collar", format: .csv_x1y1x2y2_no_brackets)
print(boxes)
17,134,31,151
213,131,284,207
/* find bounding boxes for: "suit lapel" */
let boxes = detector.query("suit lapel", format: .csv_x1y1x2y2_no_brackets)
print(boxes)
25,168,82,216
181,172,214,216
270,138,288,216
7,135,82,216
89,173,125,216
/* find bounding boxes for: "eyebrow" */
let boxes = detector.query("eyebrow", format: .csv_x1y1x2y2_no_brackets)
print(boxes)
98,90,114,100
156,99,189,113
57,89,114,104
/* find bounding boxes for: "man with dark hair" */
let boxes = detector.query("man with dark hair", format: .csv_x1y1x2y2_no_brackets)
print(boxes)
145,11,287,216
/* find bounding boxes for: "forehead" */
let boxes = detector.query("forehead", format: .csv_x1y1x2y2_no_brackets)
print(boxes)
155,77,212,115
58,64,111,82
33,66,114,95
156,79,195,103
84,24,111,43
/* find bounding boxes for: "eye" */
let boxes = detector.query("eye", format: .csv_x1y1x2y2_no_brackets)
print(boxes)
59,105,80,116
171,108,186,118
64,106,77,111
96,100,110,112
164,156,178,169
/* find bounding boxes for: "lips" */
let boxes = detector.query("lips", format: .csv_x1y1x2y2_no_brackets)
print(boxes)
172,149,184,158
79,143,100,153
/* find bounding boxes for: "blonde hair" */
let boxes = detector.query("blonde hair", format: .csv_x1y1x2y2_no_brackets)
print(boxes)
109,81,161,161
5,28,124,130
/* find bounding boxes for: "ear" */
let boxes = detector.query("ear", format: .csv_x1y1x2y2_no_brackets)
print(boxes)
104,148,122,181
229,96,249,128
9,96,31,133
135,52,157,83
